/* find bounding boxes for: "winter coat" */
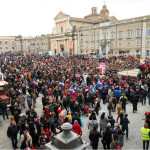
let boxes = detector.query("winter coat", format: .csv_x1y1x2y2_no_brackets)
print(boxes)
27,96,32,106
100,117,108,130
111,140,120,149
72,124,82,135
122,117,130,129
87,120,98,131
20,132,32,147
118,134,124,147
89,130,101,142
102,130,112,144
7,125,18,138
117,104,122,115
18,94,25,105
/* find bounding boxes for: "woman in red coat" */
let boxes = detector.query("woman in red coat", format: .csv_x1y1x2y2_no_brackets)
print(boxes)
72,120,82,135
45,106,50,118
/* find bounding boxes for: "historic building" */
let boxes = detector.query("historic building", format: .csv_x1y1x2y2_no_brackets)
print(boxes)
29,34,50,54
50,4,150,58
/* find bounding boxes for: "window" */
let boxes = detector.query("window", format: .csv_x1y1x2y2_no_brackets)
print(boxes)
147,41,150,45
6,47,8,50
81,51,83,53
91,35,94,41
0,47,2,50
12,47,14,49
146,50,150,56
0,41,2,44
103,33,107,39
111,32,115,39
91,44,94,48
127,41,131,45
80,35,83,42
61,26,63,33
86,50,88,53
86,44,88,48
5,41,8,44
136,41,140,45
80,44,83,47
110,50,113,55
111,42,114,46
127,30,132,38
147,29,150,36
118,31,123,39
136,29,141,37
97,34,100,41
85,35,88,42
127,50,130,54
118,42,122,46
97,44,99,47
136,50,140,56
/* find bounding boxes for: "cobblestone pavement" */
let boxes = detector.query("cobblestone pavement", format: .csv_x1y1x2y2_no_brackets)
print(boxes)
0,95,149,149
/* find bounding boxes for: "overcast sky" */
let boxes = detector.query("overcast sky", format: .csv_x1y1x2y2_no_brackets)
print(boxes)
0,0,149,37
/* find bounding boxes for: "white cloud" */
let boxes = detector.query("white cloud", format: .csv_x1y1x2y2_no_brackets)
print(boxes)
0,0,149,36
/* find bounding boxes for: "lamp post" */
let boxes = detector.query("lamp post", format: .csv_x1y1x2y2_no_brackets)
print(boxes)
99,39,111,57
20,38,23,60
65,26,84,81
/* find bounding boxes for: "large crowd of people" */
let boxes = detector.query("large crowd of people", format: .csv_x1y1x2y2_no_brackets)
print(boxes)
0,54,150,150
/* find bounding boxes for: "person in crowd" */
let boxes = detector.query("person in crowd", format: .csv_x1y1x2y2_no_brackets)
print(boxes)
100,112,108,136
7,121,18,149
72,120,82,135
89,126,101,150
0,100,9,120
110,133,121,149
20,130,32,149
122,114,130,140
102,126,112,149
141,123,150,150
119,93,128,113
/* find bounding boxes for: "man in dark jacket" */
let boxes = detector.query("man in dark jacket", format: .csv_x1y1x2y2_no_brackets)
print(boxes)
122,114,130,139
89,126,101,149
29,121,41,148
7,121,18,149
0,100,9,120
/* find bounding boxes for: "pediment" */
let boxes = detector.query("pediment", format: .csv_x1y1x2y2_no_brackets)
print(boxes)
54,11,70,20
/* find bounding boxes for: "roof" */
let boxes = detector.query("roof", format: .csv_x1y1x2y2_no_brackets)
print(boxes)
54,11,70,20
70,17,94,23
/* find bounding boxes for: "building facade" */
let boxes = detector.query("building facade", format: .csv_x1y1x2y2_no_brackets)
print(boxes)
50,5,150,58
0,36,17,54
29,34,50,54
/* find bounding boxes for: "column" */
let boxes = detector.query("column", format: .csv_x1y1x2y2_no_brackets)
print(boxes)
99,46,102,57
141,18,147,58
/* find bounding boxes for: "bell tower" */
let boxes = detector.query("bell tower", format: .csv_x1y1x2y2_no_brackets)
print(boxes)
100,4,109,18
91,7,97,14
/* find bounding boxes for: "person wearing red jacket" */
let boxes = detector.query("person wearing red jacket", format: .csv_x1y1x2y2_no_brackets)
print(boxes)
72,120,82,135
45,106,50,118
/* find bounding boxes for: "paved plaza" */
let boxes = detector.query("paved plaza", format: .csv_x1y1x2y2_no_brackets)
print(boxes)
0,94,149,149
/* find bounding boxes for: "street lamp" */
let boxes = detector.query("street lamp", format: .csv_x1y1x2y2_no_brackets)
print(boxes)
65,26,84,81
99,39,111,57
65,26,76,81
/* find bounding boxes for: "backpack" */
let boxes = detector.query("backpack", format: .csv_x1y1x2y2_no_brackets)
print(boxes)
113,141,121,150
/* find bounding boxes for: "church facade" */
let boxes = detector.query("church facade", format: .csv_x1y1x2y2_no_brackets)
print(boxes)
50,5,150,58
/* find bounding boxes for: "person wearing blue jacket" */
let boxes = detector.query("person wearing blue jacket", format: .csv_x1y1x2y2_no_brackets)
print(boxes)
122,114,130,139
